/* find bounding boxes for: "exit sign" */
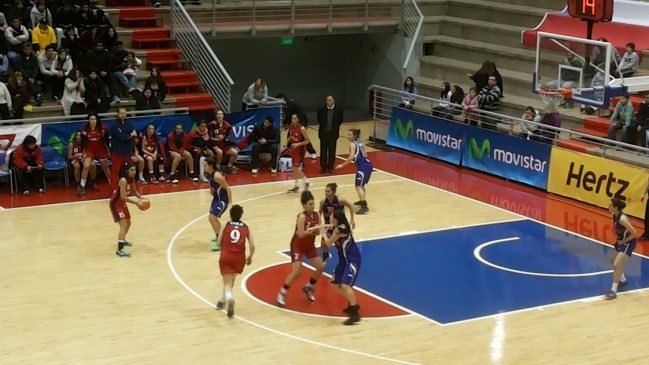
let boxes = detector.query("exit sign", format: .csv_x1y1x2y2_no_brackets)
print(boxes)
281,38,294,46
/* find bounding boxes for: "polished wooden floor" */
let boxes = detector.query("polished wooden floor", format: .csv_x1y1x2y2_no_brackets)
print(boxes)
3,122,649,365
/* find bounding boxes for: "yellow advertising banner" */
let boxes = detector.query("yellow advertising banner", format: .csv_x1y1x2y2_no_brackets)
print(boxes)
548,148,648,218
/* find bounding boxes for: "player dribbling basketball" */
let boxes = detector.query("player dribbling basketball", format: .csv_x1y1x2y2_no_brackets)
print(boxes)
109,162,145,257
214,204,255,318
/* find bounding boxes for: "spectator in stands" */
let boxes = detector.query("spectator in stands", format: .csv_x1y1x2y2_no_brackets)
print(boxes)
531,106,561,144
626,94,649,147
582,63,606,115
591,38,621,70
276,93,316,158
461,87,479,126
515,106,541,139
166,123,198,183
32,18,56,54
615,43,639,78
50,47,72,101
145,66,166,102
141,123,166,184
241,78,267,111
54,1,77,47
447,85,465,118
399,76,417,109
84,68,110,114
5,16,30,66
8,0,31,30
7,70,29,119
77,3,93,31
0,53,9,82
431,81,452,117
84,40,121,103
30,1,52,30
12,134,44,196
184,119,214,182
15,42,46,106
477,75,501,130
607,93,634,142
0,80,11,120
112,44,140,94
135,88,162,113
546,52,582,89
61,26,82,65
250,115,279,175
91,9,111,32
62,68,87,115
103,26,117,52
79,25,99,53
37,43,56,98
0,11,8,37
467,61,503,96
317,95,343,174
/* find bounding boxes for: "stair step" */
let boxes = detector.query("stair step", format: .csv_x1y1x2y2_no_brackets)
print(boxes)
107,0,148,6
116,6,156,18
167,81,206,93
161,70,199,83
119,17,162,28
171,92,214,102
188,104,219,113
583,117,610,134
144,49,183,62
556,138,600,153
574,128,607,139
147,59,191,71
132,38,177,49
131,27,171,41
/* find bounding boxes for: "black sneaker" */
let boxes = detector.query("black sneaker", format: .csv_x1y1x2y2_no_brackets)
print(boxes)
343,315,360,325
116,250,131,257
216,301,225,310
169,174,179,184
123,241,133,247
342,305,360,314
619,280,628,288
353,200,362,206
227,300,235,318
76,185,85,196
287,186,299,193
356,206,369,215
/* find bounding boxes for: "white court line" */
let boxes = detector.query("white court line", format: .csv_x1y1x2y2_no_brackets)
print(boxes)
0,172,360,211
473,237,613,278
0,205,5,210
240,258,415,321
167,177,425,365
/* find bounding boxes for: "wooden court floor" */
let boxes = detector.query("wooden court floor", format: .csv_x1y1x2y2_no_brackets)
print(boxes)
3,123,649,364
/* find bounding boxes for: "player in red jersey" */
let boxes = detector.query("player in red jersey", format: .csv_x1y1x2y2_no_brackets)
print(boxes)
68,131,96,186
183,120,214,182
209,109,239,174
276,191,324,306
287,113,312,193
214,204,255,318
166,123,199,183
141,123,166,185
109,162,145,258
78,114,111,196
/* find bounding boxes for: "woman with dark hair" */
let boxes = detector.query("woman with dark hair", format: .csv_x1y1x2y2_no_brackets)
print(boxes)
287,112,312,193
166,123,198,183
50,48,73,101
103,26,118,51
7,70,30,120
135,88,162,113
318,182,355,262
62,68,86,116
84,68,110,114
109,162,146,258
605,197,637,300
276,190,324,306
399,76,417,109
320,209,362,325
61,26,83,63
204,156,232,252
432,81,452,117
92,9,112,31
214,204,256,318
68,131,96,186
78,113,111,196
446,85,465,118
144,67,167,102
141,123,166,184
79,25,99,53
12,135,44,196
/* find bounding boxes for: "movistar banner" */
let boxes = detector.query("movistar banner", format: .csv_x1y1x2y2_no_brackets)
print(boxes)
462,127,552,189
386,107,465,165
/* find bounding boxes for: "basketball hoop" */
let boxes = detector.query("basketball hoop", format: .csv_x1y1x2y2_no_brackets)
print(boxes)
539,88,572,112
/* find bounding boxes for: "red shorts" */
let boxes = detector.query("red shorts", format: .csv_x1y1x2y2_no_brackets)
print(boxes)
290,146,305,169
219,253,246,275
214,144,235,154
290,236,318,262
85,144,109,160
110,201,130,223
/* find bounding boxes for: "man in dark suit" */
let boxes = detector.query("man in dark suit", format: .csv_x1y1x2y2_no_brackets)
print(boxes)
277,93,316,158
317,95,343,173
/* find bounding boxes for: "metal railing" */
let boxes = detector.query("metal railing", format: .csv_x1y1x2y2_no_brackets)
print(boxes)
170,0,235,112
203,0,401,36
368,85,649,168
5,107,191,126
401,0,423,75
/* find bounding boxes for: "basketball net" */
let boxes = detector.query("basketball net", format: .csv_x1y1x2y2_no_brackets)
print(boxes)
539,89,567,112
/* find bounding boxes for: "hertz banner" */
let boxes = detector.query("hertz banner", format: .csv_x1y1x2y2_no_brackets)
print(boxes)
462,127,552,189
387,107,465,165
547,148,649,218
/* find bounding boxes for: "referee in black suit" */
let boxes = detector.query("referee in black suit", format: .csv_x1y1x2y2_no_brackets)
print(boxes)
317,96,343,174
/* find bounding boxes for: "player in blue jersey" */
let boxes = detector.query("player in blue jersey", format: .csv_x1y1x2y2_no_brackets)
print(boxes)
605,197,637,300
320,209,361,325
204,157,232,252
336,129,373,214
319,182,355,262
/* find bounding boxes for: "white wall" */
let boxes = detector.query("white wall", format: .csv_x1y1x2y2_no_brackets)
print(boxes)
209,32,404,112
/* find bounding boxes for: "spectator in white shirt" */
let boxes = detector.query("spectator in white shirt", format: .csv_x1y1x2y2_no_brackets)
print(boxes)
432,81,452,117
37,44,57,99
616,43,639,78
516,106,541,139
241,78,268,111
50,48,73,101
0,81,12,120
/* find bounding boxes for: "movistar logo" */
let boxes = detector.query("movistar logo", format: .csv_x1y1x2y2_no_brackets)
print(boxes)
469,138,490,159
394,119,414,139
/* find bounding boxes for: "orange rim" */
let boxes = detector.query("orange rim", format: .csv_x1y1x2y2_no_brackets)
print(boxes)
540,88,572,99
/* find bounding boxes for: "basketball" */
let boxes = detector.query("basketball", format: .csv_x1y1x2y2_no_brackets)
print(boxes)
141,198,151,211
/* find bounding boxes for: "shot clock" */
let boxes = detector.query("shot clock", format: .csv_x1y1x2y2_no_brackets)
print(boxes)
567,0,614,22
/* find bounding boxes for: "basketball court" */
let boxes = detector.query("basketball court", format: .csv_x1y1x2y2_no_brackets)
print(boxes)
2,122,649,364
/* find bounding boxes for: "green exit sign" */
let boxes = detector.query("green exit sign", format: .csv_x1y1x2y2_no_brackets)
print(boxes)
281,37,294,46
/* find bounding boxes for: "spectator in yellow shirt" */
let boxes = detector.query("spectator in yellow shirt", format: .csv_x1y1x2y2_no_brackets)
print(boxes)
32,18,56,55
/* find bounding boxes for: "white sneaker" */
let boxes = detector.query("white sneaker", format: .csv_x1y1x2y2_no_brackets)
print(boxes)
271,168,277,174
138,177,147,185
199,174,208,183
251,168,258,174
276,292,286,306
311,153,317,160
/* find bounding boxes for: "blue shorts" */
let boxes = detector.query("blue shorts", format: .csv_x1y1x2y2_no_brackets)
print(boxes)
210,199,227,218
331,262,360,287
615,240,637,257
355,167,372,187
